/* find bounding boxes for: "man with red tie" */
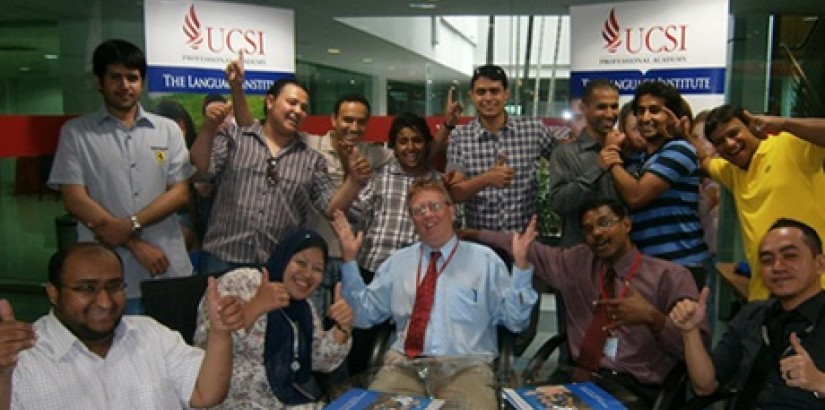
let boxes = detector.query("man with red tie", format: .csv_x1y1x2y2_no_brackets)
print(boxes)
331,178,537,409
465,198,705,406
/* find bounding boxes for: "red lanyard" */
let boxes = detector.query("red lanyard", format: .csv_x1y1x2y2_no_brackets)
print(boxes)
597,253,642,300
415,241,460,288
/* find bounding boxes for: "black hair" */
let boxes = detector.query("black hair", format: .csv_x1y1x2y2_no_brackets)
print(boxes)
618,101,634,133
582,79,619,104
48,243,124,286
263,78,303,117
92,39,146,80
471,64,508,89
578,198,629,224
333,93,371,117
632,81,685,119
703,104,749,142
767,218,823,255
152,99,196,148
387,112,434,150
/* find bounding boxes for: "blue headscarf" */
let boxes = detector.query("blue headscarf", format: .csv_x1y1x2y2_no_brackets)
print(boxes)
263,229,328,404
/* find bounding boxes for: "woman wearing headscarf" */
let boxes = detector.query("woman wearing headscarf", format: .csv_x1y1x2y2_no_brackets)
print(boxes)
194,229,353,409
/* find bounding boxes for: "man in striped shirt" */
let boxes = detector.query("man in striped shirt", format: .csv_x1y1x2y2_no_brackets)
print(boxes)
600,81,710,290
190,78,370,274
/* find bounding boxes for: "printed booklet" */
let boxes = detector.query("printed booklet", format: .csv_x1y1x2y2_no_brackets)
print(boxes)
502,381,626,409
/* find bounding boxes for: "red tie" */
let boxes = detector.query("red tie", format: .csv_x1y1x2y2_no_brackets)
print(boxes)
574,268,616,381
405,251,441,358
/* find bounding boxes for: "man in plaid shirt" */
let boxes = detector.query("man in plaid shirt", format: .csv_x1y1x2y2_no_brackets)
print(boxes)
443,65,568,231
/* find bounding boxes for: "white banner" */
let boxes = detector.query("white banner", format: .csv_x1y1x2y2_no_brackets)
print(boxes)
144,0,294,94
570,0,729,113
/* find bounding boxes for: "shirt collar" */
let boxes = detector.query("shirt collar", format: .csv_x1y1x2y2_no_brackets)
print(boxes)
93,103,153,129
576,130,601,151
421,235,458,260
41,311,131,361
788,290,825,325
604,248,642,279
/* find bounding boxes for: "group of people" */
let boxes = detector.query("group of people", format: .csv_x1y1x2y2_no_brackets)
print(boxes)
0,35,824,410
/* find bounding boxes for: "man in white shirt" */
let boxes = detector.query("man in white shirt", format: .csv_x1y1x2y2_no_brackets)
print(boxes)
0,243,244,409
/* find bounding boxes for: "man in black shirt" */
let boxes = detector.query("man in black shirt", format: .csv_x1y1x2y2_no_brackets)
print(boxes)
670,218,825,409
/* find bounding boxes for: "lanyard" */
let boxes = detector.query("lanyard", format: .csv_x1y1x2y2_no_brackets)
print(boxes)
414,241,460,288
597,253,642,300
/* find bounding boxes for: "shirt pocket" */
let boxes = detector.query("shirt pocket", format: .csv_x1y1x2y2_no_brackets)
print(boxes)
449,285,483,324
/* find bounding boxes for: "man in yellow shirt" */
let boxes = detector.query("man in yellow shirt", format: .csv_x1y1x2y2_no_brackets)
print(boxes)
694,105,825,300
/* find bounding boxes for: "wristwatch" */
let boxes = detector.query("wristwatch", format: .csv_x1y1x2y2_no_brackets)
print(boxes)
129,215,142,235
443,122,456,130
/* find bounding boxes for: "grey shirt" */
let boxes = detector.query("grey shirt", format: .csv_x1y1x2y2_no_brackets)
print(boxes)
548,130,620,247
48,104,194,298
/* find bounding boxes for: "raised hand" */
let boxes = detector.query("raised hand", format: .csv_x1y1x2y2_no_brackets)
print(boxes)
330,209,363,263
327,283,354,338
346,146,372,184
225,50,245,89
206,276,244,333
659,106,691,140
604,129,626,149
512,215,537,270
0,300,36,375
780,332,825,392
442,170,463,190
743,110,782,138
249,267,290,320
443,86,464,127
485,153,514,188
669,287,709,333
203,99,233,130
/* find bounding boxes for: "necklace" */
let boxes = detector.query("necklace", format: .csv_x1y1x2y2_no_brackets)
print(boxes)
279,310,301,372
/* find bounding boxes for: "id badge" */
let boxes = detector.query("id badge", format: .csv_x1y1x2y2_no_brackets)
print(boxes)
603,336,619,360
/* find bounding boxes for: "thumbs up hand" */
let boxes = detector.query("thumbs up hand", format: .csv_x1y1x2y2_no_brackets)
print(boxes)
780,332,825,392
0,299,37,374
327,283,354,342
485,153,514,188
669,287,709,333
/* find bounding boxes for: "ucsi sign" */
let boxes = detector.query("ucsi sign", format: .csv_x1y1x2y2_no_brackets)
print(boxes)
602,8,687,54
182,4,266,55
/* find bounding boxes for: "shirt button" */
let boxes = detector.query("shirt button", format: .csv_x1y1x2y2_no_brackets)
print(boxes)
133,192,139,197
131,163,136,168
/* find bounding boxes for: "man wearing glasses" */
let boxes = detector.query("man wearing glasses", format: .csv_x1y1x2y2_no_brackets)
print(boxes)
465,199,704,407
330,179,537,409
686,105,825,301
443,64,568,232
0,243,244,409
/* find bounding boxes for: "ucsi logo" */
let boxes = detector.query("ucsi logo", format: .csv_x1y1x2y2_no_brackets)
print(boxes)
601,8,687,54
182,4,266,55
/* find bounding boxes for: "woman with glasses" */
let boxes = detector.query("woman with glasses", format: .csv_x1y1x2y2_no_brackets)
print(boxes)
193,229,354,409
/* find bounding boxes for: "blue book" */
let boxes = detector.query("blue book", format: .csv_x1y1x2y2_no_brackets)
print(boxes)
502,381,626,409
326,388,446,409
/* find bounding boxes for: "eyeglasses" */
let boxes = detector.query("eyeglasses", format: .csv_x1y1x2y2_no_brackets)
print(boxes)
266,157,278,185
633,104,663,116
62,281,126,297
410,201,450,217
580,218,622,235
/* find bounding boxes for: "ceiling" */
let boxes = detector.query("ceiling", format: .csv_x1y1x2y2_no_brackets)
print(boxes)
1,0,823,83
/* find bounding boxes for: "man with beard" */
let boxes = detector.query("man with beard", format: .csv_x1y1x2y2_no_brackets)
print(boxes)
465,199,704,407
0,243,244,409
549,79,622,247
48,39,194,313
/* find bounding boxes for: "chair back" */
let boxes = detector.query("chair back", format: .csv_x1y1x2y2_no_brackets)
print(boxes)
141,274,210,344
